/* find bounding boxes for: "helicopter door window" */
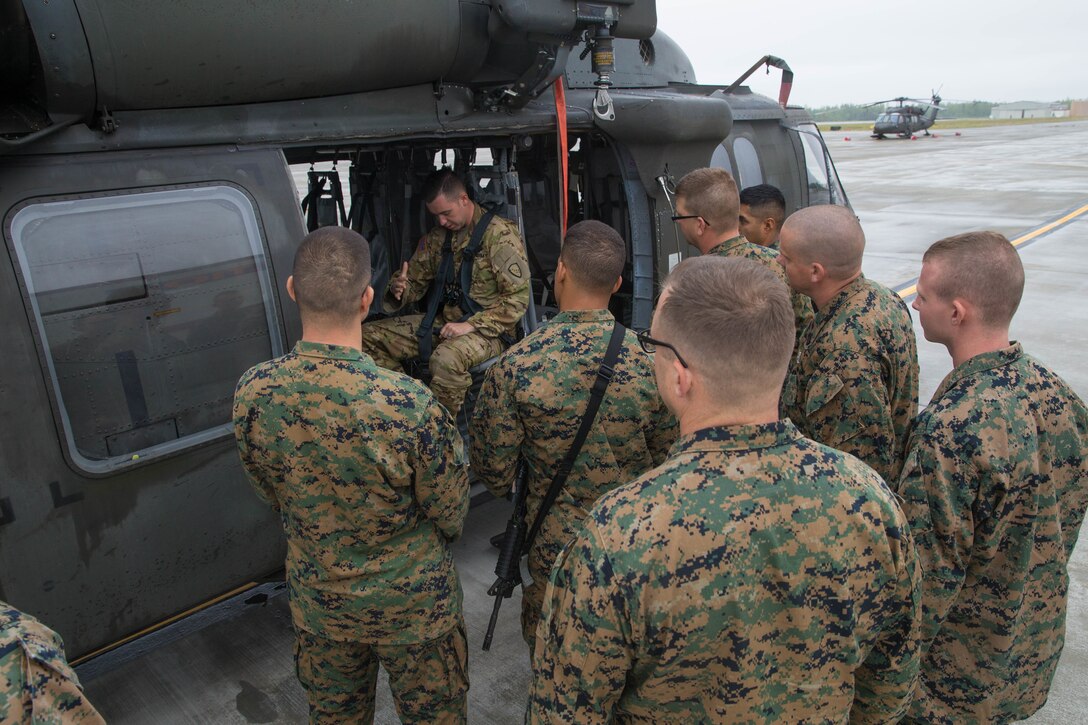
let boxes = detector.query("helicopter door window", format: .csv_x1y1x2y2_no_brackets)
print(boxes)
731,137,764,188
9,185,282,475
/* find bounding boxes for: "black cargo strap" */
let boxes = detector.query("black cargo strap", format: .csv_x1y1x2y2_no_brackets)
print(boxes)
524,321,626,551
416,230,455,371
457,208,497,318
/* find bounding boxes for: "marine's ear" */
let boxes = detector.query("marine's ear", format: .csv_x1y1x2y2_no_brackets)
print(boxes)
286,275,297,302
360,286,375,318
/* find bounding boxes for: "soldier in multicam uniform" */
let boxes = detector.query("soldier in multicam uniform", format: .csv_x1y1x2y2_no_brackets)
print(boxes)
738,183,787,249
896,231,1088,723
778,204,918,483
233,227,469,724
673,167,812,352
529,256,922,723
361,168,530,417
1,601,104,724
470,220,677,655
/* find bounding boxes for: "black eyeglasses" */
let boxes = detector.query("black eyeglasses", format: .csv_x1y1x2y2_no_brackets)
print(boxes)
635,329,690,369
670,214,702,223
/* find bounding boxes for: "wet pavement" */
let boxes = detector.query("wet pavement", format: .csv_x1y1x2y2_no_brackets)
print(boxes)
80,120,1088,723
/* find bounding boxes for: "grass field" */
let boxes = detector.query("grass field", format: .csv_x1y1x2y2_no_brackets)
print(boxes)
818,117,1086,133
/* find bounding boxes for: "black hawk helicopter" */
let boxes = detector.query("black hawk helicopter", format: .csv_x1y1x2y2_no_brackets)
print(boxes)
0,0,851,665
869,93,942,138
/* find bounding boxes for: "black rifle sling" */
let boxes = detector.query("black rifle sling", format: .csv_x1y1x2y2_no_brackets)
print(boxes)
457,208,496,318
415,230,455,368
524,320,626,551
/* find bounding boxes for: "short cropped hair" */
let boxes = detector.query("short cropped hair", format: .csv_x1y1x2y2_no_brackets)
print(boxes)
781,205,865,279
560,220,626,293
422,168,467,204
922,231,1024,327
675,167,739,231
740,184,787,226
292,227,372,322
657,256,794,406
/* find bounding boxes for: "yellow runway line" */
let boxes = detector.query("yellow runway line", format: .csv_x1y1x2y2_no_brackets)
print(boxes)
896,202,1088,299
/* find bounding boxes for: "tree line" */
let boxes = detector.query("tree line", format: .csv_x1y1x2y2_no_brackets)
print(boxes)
810,100,994,121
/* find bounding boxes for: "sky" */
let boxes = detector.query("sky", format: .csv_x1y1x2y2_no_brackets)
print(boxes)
655,1,1087,108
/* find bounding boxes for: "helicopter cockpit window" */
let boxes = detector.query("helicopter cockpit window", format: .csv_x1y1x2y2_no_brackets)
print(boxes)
731,137,763,188
9,185,282,475
876,113,890,123
795,123,849,207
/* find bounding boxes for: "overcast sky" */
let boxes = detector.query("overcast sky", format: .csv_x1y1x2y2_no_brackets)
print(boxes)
655,1,1087,108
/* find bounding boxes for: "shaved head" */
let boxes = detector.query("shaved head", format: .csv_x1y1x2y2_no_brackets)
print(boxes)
923,231,1024,327
292,227,371,323
560,220,626,293
780,205,865,280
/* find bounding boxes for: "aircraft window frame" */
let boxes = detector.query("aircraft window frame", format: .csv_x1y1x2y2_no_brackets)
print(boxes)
7,183,283,476
790,123,851,207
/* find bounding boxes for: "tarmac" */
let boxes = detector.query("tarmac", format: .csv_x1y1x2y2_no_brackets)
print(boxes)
79,120,1088,723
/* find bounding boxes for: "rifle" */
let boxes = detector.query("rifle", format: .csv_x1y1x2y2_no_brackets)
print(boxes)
482,458,529,651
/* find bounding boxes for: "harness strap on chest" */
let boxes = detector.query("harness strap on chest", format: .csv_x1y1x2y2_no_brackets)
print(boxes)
457,208,497,318
416,230,456,371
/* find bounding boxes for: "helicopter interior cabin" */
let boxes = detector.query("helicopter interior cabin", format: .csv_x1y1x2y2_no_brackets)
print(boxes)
284,130,639,428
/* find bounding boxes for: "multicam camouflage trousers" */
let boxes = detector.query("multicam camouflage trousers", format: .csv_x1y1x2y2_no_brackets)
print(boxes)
361,315,504,416
294,623,469,725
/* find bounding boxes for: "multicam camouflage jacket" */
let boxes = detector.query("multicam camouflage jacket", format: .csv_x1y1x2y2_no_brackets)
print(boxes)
895,343,1088,724
529,421,922,724
781,275,918,483
1,602,105,724
233,341,469,645
470,309,677,614
385,203,530,338
709,235,814,350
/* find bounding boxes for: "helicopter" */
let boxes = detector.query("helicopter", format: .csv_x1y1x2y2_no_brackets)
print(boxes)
0,0,850,665
870,93,943,138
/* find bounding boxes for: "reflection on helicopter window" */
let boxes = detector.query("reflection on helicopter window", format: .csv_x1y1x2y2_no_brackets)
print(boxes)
9,186,282,474
798,128,830,203
732,137,763,188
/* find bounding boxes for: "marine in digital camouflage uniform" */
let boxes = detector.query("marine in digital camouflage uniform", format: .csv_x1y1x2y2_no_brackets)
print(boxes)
896,232,1088,724
673,168,813,352
233,227,469,724
470,220,677,654
529,256,921,724
778,205,918,483
1,601,104,724
361,169,530,416
739,182,788,249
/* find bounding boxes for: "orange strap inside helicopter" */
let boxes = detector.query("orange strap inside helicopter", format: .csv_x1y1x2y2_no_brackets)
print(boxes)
554,77,568,235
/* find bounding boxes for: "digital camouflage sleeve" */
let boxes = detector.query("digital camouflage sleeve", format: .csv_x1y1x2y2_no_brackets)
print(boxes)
1,602,105,724
895,343,1088,723
782,275,918,483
